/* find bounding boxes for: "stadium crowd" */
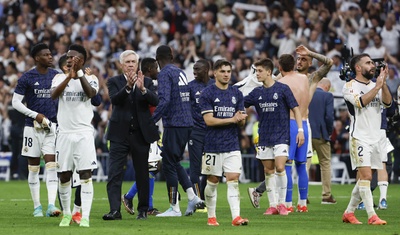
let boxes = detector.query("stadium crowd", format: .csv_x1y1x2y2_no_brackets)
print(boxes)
0,0,400,183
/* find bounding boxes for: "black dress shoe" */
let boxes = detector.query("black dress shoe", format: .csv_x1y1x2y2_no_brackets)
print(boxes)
103,211,122,220
136,211,147,220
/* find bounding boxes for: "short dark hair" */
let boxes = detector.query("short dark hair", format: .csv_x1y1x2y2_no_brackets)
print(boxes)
253,58,274,72
58,54,67,73
30,43,49,58
350,53,370,74
141,57,157,73
213,59,232,71
278,54,295,72
196,59,210,71
156,45,173,61
68,44,87,63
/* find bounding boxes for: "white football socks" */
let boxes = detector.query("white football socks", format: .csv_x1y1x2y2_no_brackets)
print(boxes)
265,173,277,207
345,180,360,213
59,180,72,215
227,180,240,220
205,180,218,218
45,162,58,206
28,165,41,209
275,170,287,205
80,178,93,220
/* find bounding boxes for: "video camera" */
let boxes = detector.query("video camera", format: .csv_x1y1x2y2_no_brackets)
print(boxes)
339,45,354,82
339,45,386,81
372,58,386,77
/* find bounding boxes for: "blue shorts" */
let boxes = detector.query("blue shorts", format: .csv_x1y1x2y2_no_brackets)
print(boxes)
289,120,309,163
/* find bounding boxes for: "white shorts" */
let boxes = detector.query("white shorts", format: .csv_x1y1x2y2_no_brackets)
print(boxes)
201,150,242,177
349,137,383,170
21,126,55,157
256,144,289,160
55,131,97,173
378,130,394,162
306,119,313,158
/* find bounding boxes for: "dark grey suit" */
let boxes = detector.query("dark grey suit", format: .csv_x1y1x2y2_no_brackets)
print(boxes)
106,74,159,214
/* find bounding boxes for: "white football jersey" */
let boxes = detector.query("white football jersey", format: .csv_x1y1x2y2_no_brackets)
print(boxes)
52,73,99,133
342,79,383,143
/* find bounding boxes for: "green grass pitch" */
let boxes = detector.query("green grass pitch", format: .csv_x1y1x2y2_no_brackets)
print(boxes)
0,181,399,235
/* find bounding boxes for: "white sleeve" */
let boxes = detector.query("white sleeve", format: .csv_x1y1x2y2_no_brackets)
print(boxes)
88,75,99,93
12,93,38,119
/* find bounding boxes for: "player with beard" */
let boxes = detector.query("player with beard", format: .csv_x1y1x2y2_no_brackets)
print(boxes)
342,53,390,225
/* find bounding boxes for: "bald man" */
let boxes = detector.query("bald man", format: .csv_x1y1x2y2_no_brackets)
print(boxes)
308,78,335,204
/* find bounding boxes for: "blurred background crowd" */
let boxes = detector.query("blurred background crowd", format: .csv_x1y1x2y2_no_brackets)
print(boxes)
0,0,400,182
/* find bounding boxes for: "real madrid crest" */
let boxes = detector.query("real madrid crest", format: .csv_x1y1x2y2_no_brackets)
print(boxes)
273,93,278,100
232,96,236,104
23,147,29,153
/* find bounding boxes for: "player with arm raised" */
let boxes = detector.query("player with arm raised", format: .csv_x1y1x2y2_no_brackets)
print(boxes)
342,53,390,225
51,44,99,227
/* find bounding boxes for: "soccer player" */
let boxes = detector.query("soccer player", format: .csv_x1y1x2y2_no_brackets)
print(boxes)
244,58,304,216
51,44,99,227
199,59,249,226
188,59,214,211
12,43,61,217
358,100,396,210
57,55,102,224
248,45,333,209
152,45,202,217
342,53,390,225
276,54,310,212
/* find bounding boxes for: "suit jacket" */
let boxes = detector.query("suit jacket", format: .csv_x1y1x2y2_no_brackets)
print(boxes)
309,87,334,141
106,74,159,144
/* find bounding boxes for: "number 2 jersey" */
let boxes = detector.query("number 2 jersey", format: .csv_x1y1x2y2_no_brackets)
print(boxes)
342,79,390,143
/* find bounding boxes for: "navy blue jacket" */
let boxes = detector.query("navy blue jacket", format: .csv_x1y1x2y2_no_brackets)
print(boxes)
308,87,334,141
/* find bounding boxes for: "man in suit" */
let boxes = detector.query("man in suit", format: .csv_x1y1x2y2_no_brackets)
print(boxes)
308,78,336,204
103,50,159,220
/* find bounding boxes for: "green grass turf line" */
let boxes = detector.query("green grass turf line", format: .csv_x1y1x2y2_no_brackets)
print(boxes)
0,181,399,235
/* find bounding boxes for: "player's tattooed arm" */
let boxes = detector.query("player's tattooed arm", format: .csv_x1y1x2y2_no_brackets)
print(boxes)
309,51,333,85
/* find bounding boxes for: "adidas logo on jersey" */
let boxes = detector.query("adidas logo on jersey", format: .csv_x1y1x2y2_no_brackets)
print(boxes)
283,149,287,153
178,72,188,86
214,98,220,102
258,96,262,100
91,161,97,166
195,91,201,95
34,82,40,85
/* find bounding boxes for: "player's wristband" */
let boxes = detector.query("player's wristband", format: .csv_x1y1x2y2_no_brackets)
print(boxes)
77,69,84,78
298,128,304,132
141,88,147,95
